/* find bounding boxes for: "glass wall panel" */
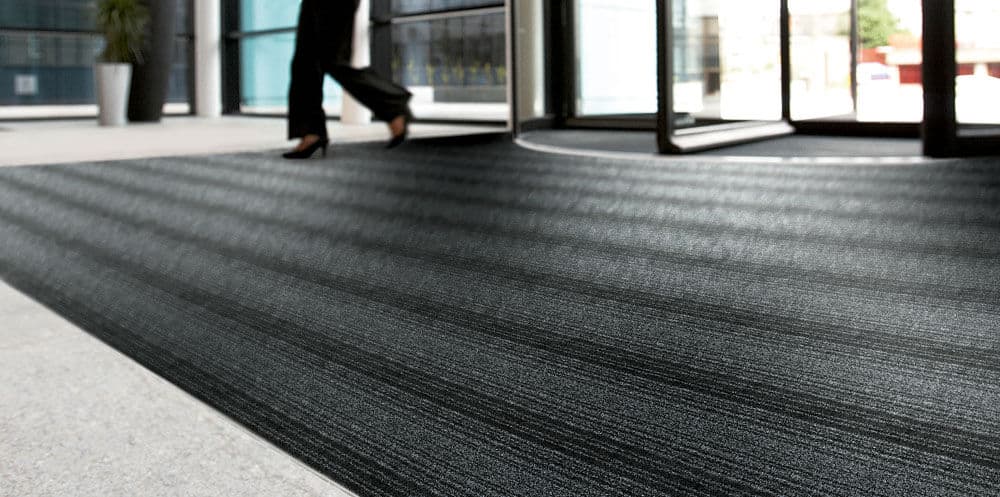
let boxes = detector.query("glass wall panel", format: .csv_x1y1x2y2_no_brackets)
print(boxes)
239,33,343,114
0,0,192,115
787,0,926,123
167,37,190,104
789,0,853,121
235,0,505,120
955,0,1000,125
0,0,96,31
575,0,657,115
0,31,102,105
239,0,299,32
166,1,192,112
0,0,100,108
391,0,501,16
673,0,782,123
855,0,922,122
176,0,192,34
391,11,506,120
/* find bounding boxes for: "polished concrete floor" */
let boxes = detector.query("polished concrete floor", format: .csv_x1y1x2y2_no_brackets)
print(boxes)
0,116,503,497
0,116,501,167
0,280,357,497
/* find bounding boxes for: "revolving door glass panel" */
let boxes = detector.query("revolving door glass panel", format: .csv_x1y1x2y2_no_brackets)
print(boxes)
658,0,792,153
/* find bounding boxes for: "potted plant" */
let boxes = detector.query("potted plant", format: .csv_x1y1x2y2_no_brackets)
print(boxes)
95,0,148,126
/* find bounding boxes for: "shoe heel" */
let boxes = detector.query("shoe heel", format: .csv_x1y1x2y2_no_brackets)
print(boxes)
386,111,411,149
282,137,330,159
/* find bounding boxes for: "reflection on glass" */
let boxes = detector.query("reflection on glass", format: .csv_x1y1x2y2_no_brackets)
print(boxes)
167,38,189,104
391,13,507,120
855,0,922,122
576,0,656,115
240,0,299,32
0,0,96,31
789,0,853,120
240,34,343,113
176,0,192,35
0,0,190,111
391,0,501,16
955,0,1000,124
0,31,102,105
673,0,782,122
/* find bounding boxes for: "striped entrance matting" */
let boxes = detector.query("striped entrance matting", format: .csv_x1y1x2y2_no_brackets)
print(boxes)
0,134,997,496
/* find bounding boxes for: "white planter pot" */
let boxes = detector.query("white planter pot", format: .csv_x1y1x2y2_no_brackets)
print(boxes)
94,63,132,126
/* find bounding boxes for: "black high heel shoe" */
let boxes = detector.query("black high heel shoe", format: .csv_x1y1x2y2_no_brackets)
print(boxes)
282,138,329,159
386,111,411,149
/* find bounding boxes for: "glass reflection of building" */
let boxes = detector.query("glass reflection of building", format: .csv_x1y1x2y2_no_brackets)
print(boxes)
235,0,506,117
390,12,506,103
390,0,501,16
1,0,101,105
0,0,190,107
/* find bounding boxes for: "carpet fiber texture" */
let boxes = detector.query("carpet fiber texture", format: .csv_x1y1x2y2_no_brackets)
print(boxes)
0,134,998,496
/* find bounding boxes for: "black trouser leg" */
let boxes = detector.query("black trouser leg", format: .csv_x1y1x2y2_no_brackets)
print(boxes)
288,0,409,139
287,2,328,140
287,56,328,140
328,65,412,123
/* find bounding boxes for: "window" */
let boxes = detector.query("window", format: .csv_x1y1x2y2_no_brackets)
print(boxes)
234,0,507,121
955,0,1000,125
575,0,657,116
381,1,507,121
236,0,343,115
0,0,193,118
390,0,502,16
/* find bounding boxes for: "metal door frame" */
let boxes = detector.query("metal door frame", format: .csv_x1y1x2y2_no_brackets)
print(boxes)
922,0,1000,157
655,0,793,153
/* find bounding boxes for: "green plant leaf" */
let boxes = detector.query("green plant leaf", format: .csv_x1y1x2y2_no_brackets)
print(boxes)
96,0,149,63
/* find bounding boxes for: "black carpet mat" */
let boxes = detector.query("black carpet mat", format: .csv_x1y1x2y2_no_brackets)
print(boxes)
1,134,998,496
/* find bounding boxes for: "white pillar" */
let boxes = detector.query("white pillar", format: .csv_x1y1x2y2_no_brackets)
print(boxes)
194,0,222,117
341,0,373,124
514,0,546,124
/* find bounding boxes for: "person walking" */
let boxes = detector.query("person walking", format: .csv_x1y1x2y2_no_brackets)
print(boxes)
284,0,412,159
